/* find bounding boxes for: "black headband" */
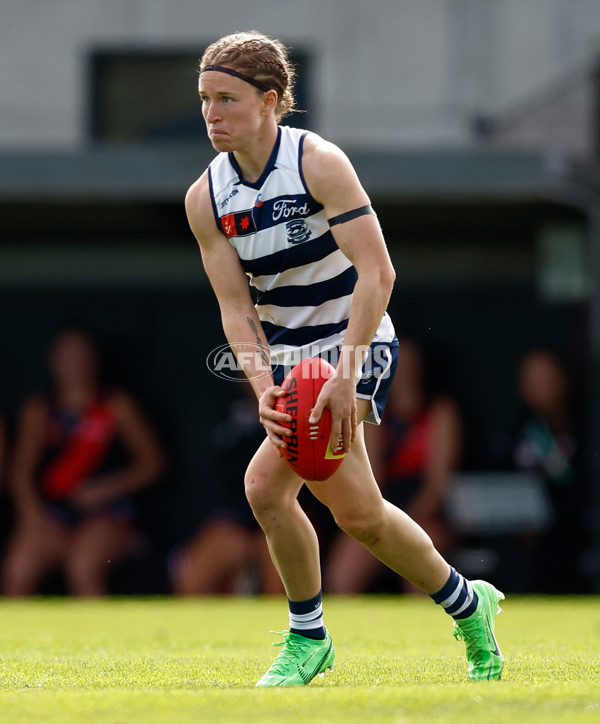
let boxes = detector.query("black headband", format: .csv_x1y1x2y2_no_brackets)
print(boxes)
201,64,271,93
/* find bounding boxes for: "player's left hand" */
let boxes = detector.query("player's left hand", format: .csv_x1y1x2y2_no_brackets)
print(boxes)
309,375,357,453
258,385,293,449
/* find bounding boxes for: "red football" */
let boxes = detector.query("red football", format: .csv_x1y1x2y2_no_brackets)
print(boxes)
275,357,346,481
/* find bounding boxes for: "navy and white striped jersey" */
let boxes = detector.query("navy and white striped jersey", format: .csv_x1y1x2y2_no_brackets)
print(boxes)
208,125,395,369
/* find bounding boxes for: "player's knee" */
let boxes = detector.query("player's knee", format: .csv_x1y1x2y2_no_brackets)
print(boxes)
334,507,385,546
2,550,41,595
244,467,279,515
2,558,23,592
64,549,102,585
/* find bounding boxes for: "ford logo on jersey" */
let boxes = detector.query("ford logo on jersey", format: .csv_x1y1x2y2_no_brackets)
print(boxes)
273,198,309,222
285,219,311,244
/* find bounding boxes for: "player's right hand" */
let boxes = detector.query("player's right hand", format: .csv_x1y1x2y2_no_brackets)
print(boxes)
258,386,292,449
309,374,357,453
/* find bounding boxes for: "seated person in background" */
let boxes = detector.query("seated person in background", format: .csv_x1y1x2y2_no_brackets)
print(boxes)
170,381,283,595
2,327,165,596
512,349,584,592
324,338,462,593
0,413,7,553
0,412,5,489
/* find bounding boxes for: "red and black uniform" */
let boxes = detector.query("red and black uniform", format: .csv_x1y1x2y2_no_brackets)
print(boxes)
37,398,134,526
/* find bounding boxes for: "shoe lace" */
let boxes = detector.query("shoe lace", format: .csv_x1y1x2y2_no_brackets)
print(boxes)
267,630,312,674
452,619,488,665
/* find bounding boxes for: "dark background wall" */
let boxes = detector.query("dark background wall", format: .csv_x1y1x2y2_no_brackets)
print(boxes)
0,198,586,559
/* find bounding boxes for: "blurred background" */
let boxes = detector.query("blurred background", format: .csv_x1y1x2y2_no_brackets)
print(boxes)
1,0,600,595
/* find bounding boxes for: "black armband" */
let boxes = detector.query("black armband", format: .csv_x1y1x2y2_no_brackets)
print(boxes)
327,204,376,227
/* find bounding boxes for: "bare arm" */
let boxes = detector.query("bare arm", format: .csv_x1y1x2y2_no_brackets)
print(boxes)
185,173,291,448
69,392,166,511
9,397,48,519
302,134,396,450
407,398,462,518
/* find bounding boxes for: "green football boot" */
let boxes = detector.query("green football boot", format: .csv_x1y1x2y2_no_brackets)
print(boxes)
453,580,505,681
255,629,335,687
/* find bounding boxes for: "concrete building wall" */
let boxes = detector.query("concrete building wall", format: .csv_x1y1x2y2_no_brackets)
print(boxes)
2,0,600,150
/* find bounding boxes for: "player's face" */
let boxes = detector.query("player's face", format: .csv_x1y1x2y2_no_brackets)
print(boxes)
519,353,567,415
199,71,266,152
49,331,98,386
393,341,423,389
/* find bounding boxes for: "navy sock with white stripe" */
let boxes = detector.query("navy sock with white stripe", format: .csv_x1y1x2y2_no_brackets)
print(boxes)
288,591,326,640
430,567,479,620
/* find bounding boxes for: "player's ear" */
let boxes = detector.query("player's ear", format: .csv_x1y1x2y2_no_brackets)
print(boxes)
261,89,278,115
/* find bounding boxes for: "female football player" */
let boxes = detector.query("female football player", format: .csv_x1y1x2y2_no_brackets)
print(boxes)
3,327,165,596
186,30,504,686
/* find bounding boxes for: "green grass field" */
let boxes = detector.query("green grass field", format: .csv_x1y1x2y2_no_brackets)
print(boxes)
0,596,599,723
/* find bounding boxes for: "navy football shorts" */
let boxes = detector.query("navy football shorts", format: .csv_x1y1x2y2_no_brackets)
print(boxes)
272,339,399,425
